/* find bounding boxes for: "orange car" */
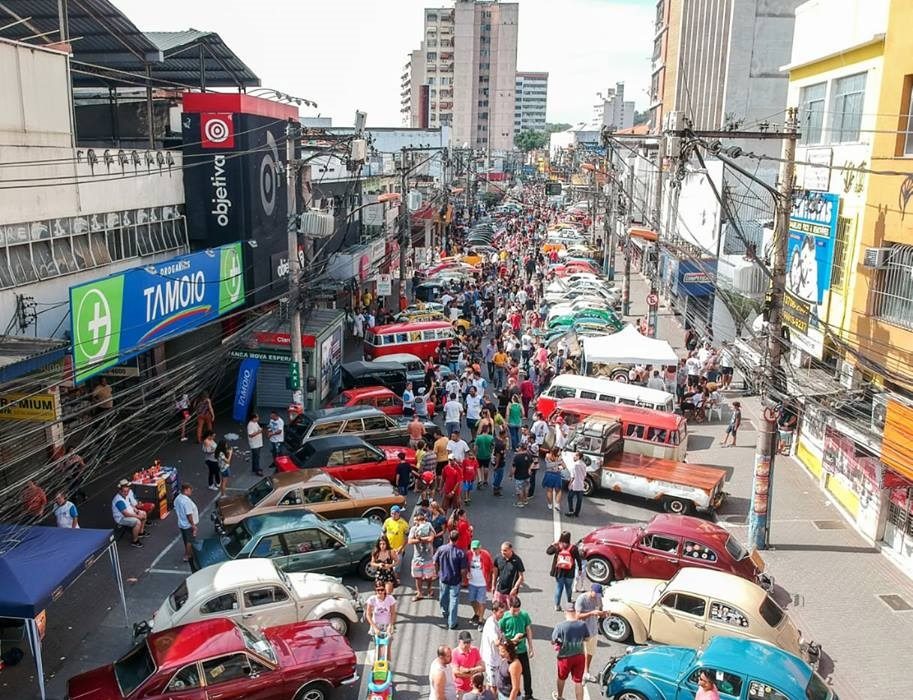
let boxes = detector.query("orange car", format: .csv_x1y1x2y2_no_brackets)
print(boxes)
325,386,403,415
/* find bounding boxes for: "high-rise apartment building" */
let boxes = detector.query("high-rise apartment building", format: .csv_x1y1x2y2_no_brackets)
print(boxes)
514,71,548,133
402,0,518,152
593,82,635,130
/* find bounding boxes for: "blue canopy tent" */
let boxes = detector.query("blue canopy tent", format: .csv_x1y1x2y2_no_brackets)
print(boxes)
0,525,128,700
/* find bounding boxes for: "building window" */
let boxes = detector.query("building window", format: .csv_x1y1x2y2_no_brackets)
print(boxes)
426,52,437,61
874,244,913,328
902,77,913,156
830,216,853,290
799,82,826,144
830,72,866,142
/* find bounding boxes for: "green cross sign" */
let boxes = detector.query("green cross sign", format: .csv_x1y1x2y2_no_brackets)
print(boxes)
71,274,125,382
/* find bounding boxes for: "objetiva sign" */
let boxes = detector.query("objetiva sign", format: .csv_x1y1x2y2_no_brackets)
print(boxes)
70,242,245,383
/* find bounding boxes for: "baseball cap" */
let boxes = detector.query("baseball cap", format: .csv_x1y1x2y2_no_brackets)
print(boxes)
117,478,130,488
470,539,481,549
591,583,604,594
390,505,403,513
421,471,435,484
458,630,473,642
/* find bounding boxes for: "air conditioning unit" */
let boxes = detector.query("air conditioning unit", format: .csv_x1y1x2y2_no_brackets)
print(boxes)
872,391,889,432
838,359,862,390
300,211,335,238
862,247,892,269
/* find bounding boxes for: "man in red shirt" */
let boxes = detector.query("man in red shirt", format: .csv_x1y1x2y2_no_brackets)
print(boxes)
519,373,536,414
453,508,473,551
452,630,485,696
442,456,463,511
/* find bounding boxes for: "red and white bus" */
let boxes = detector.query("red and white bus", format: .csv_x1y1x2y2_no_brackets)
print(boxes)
549,397,688,462
364,320,454,362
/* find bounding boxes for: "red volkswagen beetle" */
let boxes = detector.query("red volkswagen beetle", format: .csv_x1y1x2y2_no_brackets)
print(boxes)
577,514,771,588
66,617,357,700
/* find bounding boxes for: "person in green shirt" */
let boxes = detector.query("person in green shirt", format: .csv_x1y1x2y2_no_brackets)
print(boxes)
473,424,495,488
506,395,525,450
499,595,534,700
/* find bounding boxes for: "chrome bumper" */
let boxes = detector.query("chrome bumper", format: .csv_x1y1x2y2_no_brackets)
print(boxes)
340,672,361,686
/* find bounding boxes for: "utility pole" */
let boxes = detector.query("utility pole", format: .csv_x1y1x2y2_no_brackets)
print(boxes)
646,132,665,338
604,143,617,280
622,156,635,316
398,147,409,303
285,119,305,408
748,106,799,551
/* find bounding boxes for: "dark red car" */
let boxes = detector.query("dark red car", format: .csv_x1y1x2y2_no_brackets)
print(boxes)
274,434,416,486
325,386,404,415
577,514,771,588
66,617,357,700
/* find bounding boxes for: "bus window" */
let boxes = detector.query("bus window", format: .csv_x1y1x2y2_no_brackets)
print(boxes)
552,385,577,399
647,428,667,443
365,331,375,344
626,424,645,439
395,333,409,343
597,394,616,403
580,390,597,400
409,331,422,342
670,430,680,445
422,330,437,340
619,398,637,406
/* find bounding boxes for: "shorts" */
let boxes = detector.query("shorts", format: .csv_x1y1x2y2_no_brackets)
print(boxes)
583,636,597,656
557,654,586,683
118,516,140,528
180,527,195,544
220,467,231,478
467,584,488,604
467,418,478,432
721,366,734,377
411,559,437,579
492,590,512,607
462,480,475,493
514,478,529,495
726,424,738,435
436,461,448,476
178,409,190,420
477,457,491,470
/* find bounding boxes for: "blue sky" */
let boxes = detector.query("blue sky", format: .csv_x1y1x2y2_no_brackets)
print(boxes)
115,0,655,127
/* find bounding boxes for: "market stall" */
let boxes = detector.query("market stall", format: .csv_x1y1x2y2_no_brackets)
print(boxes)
581,324,679,370
128,462,179,520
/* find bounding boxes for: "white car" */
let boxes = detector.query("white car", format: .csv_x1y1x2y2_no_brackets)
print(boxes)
147,559,362,637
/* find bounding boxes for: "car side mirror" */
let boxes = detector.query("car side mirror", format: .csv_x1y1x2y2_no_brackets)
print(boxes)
333,540,344,549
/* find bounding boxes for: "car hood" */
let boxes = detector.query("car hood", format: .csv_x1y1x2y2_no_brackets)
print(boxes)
611,644,695,681
603,578,666,607
348,479,401,500
287,572,350,600
336,517,384,544
217,494,251,523
67,664,120,700
193,536,230,569
583,524,641,549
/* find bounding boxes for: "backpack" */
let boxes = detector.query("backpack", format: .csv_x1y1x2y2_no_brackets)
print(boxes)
555,544,574,571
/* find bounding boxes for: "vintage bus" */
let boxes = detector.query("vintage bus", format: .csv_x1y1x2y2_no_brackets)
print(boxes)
549,397,688,462
363,320,453,362
534,375,676,417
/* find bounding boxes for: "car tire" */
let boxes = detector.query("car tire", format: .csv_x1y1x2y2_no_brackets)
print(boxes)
294,681,333,700
321,613,349,636
362,508,387,525
585,556,615,585
601,614,632,642
582,475,596,497
662,497,692,514
615,692,648,700
610,370,629,383
357,554,374,580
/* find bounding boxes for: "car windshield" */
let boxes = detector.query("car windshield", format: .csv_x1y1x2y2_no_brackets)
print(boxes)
247,477,274,507
237,622,277,665
327,474,350,491
223,520,253,558
759,595,785,627
168,580,189,612
806,673,832,700
327,521,347,541
724,534,749,561
113,641,156,696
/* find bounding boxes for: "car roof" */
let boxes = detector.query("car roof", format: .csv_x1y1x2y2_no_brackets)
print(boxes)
644,514,730,541
187,559,283,602
376,352,423,364
670,568,765,605
554,398,685,429
148,618,245,670
303,406,387,421
341,360,406,374
701,637,812,692
342,386,397,399
267,469,337,488
302,434,375,450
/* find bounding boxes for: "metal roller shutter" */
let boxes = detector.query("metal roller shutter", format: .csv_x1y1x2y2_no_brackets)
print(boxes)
255,362,294,416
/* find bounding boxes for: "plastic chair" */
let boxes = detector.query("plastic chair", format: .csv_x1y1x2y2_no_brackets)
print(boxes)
706,398,724,423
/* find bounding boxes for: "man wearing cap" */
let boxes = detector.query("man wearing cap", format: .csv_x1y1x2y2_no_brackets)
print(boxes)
453,630,485,699
550,606,590,700
383,506,409,572
112,480,148,548
408,510,437,600
574,584,607,681
466,540,493,628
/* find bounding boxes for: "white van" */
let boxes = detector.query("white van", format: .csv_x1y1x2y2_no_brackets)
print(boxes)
535,375,676,417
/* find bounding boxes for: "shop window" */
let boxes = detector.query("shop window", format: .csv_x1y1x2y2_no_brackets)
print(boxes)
830,72,866,142
799,82,826,144
52,238,76,274
137,224,153,256
32,240,57,279
9,244,37,284
72,234,93,269
107,228,124,261
122,227,138,259
91,232,111,265
150,222,167,252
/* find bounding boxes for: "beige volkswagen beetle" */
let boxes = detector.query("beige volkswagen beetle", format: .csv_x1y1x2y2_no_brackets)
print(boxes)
600,567,819,663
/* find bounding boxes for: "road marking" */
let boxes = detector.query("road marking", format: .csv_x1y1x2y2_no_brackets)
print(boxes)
148,567,190,575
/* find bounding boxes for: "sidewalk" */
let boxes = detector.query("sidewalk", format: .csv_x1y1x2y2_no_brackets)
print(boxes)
622,260,913,699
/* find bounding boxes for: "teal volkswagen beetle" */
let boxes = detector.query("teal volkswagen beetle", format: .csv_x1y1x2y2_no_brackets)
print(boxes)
602,637,835,700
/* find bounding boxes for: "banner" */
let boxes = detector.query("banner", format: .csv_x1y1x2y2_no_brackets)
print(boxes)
0,393,57,422
69,242,246,383
232,357,260,422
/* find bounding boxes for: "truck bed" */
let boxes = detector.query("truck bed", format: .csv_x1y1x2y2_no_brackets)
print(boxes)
604,452,727,492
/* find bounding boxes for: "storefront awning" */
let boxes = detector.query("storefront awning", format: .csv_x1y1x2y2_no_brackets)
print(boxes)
0,336,68,384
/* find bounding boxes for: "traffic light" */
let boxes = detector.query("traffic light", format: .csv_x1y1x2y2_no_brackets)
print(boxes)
287,362,301,391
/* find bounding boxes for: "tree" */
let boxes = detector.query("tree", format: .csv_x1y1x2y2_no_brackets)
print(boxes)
545,122,572,133
514,130,548,152
633,110,650,126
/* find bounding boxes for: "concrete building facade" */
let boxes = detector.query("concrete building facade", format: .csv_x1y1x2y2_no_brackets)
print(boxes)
594,82,635,130
403,0,518,152
515,71,548,133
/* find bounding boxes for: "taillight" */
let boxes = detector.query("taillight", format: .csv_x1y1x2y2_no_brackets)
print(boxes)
275,456,294,472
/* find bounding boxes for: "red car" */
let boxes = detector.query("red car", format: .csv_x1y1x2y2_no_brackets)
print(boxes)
66,617,357,700
325,386,404,415
275,434,416,486
577,514,770,588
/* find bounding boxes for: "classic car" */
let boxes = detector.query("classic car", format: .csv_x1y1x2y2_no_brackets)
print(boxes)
145,559,361,637
602,637,835,700
284,406,434,449
547,308,619,329
67,617,357,700
325,386,404,415
600,567,818,663
274,435,417,487
562,419,726,513
370,352,427,388
191,510,380,579
214,470,405,531
578,514,770,588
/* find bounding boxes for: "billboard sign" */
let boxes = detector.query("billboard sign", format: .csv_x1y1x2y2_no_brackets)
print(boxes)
676,259,716,297
70,243,245,383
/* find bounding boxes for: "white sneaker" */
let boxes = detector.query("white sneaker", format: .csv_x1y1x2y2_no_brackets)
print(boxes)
546,504,552,510
583,673,597,683
209,485,218,491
